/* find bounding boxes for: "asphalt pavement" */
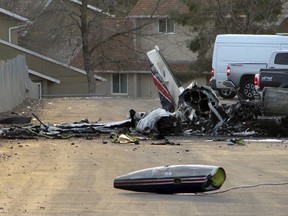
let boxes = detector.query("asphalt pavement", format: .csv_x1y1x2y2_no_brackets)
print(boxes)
0,97,287,215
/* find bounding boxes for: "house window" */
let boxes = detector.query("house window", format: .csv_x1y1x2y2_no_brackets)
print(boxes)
159,18,175,33
112,73,128,94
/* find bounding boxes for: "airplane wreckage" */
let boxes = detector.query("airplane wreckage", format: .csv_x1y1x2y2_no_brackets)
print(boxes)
114,165,226,194
1,46,288,139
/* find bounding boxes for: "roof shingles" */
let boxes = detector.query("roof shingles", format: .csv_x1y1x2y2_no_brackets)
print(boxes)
128,0,188,18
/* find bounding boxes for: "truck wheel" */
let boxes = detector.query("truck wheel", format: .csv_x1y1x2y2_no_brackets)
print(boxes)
218,89,237,99
240,80,257,100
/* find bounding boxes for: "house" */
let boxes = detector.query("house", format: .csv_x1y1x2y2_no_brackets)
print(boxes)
3,1,287,99
70,17,158,97
128,0,195,63
70,0,198,97
0,38,106,97
0,6,106,98
2,0,197,98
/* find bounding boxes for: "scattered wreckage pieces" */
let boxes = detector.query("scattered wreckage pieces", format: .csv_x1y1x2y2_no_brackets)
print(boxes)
135,108,180,135
0,126,38,139
114,165,226,194
218,100,263,136
173,84,288,136
227,138,245,145
0,118,135,139
150,138,181,146
222,100,288,136
112,133,139,144
1,86,288,139
250,116,288,137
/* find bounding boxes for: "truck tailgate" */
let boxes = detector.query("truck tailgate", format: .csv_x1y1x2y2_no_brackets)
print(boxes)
259,69,288,88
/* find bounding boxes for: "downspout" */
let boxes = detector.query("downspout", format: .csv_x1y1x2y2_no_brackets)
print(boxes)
8,24,27,43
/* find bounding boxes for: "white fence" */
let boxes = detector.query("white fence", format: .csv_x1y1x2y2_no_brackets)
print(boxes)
0,55,38,113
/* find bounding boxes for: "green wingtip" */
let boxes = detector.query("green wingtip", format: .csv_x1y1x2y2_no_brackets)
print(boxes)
210,167,226,188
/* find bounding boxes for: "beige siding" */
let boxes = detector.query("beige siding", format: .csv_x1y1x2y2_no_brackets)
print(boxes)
136,74,157,97
0,14,19,44
97,72,157,98
134,18,196,62
95,74,110,96
0,42,89,96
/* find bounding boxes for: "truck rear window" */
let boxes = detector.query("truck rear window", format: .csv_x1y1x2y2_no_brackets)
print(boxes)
274,53,288,65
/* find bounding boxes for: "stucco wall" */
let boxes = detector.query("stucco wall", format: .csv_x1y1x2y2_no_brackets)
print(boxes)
0,55,38,112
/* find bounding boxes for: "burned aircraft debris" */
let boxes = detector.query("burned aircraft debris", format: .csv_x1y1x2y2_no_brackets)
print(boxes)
1,91,287,139
0,85,287,139
135,108,180,135
145,46,288,137
176,84,228,134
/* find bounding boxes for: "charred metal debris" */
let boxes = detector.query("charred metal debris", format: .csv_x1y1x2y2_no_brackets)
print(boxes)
0,85,287,139
134,84,287,137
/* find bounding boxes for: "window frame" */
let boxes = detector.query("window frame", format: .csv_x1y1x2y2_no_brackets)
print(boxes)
111,73,128,95
158,18,175,34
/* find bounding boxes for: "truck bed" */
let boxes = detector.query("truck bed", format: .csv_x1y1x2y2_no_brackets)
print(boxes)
258,68,288,89
225,63,267,88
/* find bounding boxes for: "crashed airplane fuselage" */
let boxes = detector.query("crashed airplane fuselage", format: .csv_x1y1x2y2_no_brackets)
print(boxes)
146,46,228,134
145,46,288,136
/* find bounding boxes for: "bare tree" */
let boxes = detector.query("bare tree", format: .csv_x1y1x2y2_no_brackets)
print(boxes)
44,0,165,94
78,0,95,93
71,0,154,93
175,0,287,72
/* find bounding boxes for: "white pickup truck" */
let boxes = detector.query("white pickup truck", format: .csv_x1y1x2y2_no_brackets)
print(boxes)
223,50,288,99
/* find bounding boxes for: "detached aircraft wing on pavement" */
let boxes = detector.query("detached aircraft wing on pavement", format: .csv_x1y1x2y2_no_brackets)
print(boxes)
114,165,226,194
